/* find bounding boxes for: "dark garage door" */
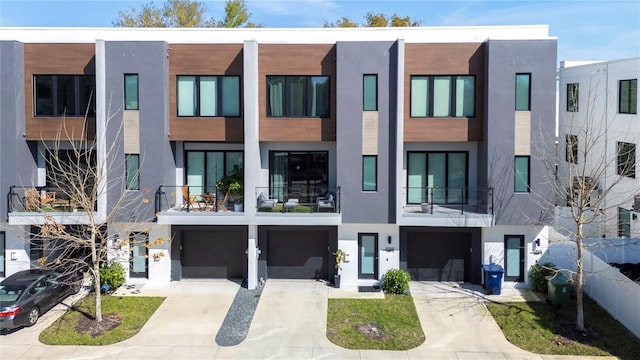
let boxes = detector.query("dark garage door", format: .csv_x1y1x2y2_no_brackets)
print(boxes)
407,232,471,281
182,230,244,279
267,230,329,279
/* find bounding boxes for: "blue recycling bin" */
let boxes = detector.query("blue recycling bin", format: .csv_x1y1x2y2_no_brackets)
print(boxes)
482,264,504,295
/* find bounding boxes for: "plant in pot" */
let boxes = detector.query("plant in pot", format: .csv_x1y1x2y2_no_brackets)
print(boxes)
216,165,243,212
333,249,345,288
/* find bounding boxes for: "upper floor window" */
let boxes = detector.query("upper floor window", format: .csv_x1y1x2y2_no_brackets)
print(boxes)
514,156,530,192
567,83,579,112
617,141,636,178
410,75,475,118
124,74,139,110
267,76,330,117
177,75,240,117
125,154,140,190
619,79,637,114
515,73,531,111
362,155,377,191
566,134,578,164
363,74,378,111
618,207,631,237
34,75,95,116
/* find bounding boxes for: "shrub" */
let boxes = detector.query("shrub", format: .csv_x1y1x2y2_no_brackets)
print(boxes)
382,269,411,295
99,262,126,291
529,262,558,294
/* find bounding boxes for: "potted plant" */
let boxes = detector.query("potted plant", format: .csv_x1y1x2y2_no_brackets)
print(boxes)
216,165,243,211
333,249,345,288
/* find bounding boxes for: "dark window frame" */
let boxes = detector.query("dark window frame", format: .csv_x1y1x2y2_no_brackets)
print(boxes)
129,232,149,278
184,150,244,194
566,134,578,164
124,74,139,110
362,155,377,192
409,75,476,118
567,83,579,112
618,207,631,237
268,150,329,202
514,156,531,193
266,75,331,118
176,75,241,117
617,141,636,178
406,151,469,205
0,232,5,277
363,74,378,111
125,154,140,190
619,79,637,114
515,73,531,111
357,233,378,280
34,74,96,117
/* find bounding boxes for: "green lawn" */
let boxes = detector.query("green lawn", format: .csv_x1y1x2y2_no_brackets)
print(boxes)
326,295,425,350
39,295,164,345
486,297,640,360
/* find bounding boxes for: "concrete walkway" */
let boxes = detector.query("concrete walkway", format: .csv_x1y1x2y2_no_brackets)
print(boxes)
0,280,617,360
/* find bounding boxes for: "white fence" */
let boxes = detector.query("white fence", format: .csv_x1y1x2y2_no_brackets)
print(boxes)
540,240,640,339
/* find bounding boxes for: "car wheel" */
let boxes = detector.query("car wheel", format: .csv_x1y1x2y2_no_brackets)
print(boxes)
27,307,40,326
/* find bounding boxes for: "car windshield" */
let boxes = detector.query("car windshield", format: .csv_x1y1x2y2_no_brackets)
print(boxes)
0,285,26,302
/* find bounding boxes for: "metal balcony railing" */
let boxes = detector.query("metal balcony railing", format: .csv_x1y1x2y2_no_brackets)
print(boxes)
155,185,239,213
255,186,341,213
404,187,493,215
7,185,94,214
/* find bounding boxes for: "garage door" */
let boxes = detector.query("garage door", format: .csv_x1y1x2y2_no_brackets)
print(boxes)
406,232,470,281
266,230,329,279
182,230,244,279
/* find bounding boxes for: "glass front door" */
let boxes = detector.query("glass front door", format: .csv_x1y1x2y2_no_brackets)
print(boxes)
130,233,148,278
269,151,328,203
504,235,524,281
358,234,378,279
407,152,468,205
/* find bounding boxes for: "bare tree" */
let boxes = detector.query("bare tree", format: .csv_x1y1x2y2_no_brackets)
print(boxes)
535,65,638,331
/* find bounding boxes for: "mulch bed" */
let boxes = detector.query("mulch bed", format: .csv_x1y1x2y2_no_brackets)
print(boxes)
74,314,123,337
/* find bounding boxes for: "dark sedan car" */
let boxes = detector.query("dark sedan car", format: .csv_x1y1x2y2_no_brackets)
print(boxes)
0,269,82,330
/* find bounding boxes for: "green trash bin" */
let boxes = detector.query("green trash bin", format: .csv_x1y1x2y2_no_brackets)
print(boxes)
547,275,572,308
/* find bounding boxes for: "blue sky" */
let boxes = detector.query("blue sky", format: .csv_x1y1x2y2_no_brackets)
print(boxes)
1,0,638,62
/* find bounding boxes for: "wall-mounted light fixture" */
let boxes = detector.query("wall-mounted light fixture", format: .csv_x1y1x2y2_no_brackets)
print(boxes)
534,238,541,247
388,236,392,244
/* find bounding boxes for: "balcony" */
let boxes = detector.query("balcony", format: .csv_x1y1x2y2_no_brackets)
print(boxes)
255,186,341,214
400,187,494,227
155,185,247,225
7,186,95,225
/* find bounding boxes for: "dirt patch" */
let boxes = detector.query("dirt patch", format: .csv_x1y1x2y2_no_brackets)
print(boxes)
354,322,390,341
74,313,123,337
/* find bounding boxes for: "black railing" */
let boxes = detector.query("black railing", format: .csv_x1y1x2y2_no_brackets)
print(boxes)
155,185,238,213
255,186,341,213
405,187,493,215
7,185,93,214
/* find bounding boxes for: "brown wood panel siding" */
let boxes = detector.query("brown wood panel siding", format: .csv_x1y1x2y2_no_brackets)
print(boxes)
169,44,244,141
259,44,336,141
404,43,485,142
24,43,95,140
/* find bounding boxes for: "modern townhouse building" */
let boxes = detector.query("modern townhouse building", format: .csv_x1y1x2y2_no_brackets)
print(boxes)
0,26,557,291
557,58,639,239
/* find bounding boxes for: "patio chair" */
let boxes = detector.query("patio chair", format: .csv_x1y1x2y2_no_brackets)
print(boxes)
24,188,40,211
316,191,335,212
181,185,202,211
257,191,277,211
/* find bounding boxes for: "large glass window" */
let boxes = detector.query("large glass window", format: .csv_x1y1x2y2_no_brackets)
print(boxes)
410,75,475,117
34,75,95,116
269,151,328,202
406,152,468,204
125,154,140,190
363,74,377,111
130,232,148,278
46,149,96,202
185,151,243,196
124,74,139,110
515,73,531,111
619,79,637,114
617,142,636,178
362,155,377,191
0,232,4,277
566,134,578,164
618,208,631,237
177,75,240,117
267,76,330,117
567,83,578,112
514,156,530,192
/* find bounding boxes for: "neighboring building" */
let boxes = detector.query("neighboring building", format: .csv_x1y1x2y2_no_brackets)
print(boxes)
557,58,639,239
0,26,557,290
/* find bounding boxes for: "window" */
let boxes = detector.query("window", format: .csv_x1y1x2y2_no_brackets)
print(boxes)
269,151,328,202
267,76,329,117
617,142,636,178
515,73,531,111
125,154,140,190
566,134,578,164
407,152,468,204
0,232,4,277
619,79,637,114
186,151,243,196
363,74,378,111
567,83,578,112
618,208,631,237
124,74,139,110
410,75,475,117
34,75,95,116
177,75,240,117
362,155,377,191
514,156,530,192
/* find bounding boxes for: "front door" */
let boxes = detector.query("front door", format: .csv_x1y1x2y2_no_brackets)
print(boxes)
130,233,148,278
504,235,524,281
358,233,378,279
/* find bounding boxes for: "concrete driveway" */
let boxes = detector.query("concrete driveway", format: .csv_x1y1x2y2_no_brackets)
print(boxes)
0,280,616,360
